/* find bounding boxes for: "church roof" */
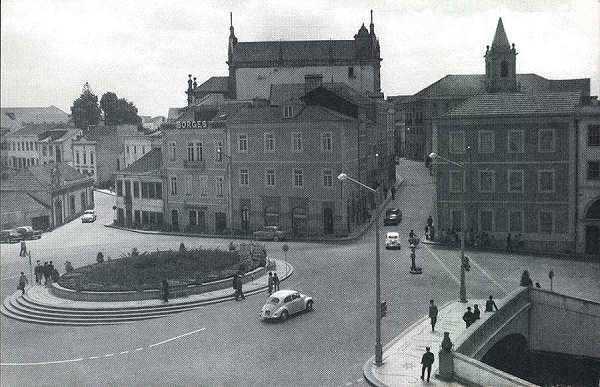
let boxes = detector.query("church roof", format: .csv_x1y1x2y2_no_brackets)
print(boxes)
8,123,62,137
0,191,50,214
491,18,511,50
191,76,229,94
231,40,356,63
0,163,91,192
444,91,583,118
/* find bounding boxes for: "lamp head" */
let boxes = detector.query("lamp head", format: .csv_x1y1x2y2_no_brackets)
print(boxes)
337,173,348,181
429,152,438,159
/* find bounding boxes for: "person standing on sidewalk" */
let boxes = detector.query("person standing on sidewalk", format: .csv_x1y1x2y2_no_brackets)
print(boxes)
506,233,512,253
463,307,475,328
391,186,396,200
267,272,274,295
420,346,435,382
161,279,169,302
473,304,481,320
428,300,438,332
485,295,498,312
17,272,28,295
34,260,42,284
273,273,280,291
236,271,245,300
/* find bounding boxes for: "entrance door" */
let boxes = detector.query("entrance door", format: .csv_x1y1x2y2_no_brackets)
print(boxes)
585,225,600,255
55,200,63,225
69,195,76,217
292,207,307,237
323,207,333,235
171,210,179,231
215,212,227,234
241,206,250,235
125,208,132,227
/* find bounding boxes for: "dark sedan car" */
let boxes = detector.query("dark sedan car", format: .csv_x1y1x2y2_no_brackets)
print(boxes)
384,208,402,226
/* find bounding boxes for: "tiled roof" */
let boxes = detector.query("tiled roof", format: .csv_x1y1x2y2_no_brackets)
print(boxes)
119,148,162,175
0,106,69,131
37,129,80,142
191,76,229,93
8,123,62,137
231,40,355,63
229,104,355,124
0,170,47,191
0,191,49,214
167,108,185,121
29,163,91,185
1,163,91,192
269,83,306,106
444,91,583,118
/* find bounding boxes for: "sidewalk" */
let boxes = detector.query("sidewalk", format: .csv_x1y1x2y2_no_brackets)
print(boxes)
104,177,406,244
363,300,487,387
21,259,293,310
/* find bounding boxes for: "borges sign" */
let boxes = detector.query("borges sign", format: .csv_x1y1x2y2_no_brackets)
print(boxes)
176,120,208,129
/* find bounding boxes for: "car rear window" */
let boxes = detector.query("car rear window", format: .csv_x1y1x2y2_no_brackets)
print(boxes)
268,297,279,304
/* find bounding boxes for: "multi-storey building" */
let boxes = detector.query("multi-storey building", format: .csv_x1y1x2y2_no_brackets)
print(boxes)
71,125,138,186
120,131,162,169
432,18,593,254
5,124,51,168
37,127,81,165
113,148,164,229
576,103,600,256
389,18,590,161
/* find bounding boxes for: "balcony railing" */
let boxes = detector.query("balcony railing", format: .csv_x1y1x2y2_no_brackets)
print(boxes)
183,160,206,169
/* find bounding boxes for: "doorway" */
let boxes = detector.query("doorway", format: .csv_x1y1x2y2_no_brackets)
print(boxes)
171,210,179,231
323,207,333,235
585,225,599,255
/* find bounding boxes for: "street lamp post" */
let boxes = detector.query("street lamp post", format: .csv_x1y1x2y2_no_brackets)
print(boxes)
217,147,234,236
429,147,471,303
337,172,383,366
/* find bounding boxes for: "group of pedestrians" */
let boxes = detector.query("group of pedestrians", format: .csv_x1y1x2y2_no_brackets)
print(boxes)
33,260,59,286
267,272,280,295
421,296,499,382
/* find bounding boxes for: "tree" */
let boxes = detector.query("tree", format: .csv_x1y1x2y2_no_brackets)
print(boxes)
100,91,141,125
71,82,102,129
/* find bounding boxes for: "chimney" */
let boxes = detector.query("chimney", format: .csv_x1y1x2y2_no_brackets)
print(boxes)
305,74,323,94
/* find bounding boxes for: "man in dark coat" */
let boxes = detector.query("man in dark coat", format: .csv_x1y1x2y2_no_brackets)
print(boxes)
236,272,245,300
428,300,438,332
420,346,435,382
273,273,280,291
42,262,49,285
463,306,475,328
267,272,274,295
473,304,481,320
34,260,42,284
391,186,396,200
17,272,28,295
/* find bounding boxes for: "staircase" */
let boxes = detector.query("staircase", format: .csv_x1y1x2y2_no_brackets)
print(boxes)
1,286,265,326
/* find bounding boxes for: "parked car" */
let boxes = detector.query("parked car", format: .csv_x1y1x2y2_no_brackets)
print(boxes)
385,231,401,249
15,226,42,240
0,229,23,244
260,289,313,322
81,209,97,223
384,208,402,226
253,226,286,241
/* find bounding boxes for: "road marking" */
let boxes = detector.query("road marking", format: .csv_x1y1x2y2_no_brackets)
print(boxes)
467,256,509,295
1,358,84,366
423,245,460,285
1,328,206,367
147,327,206,348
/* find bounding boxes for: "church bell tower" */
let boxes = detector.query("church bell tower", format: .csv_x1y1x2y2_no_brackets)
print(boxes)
485,18,518,93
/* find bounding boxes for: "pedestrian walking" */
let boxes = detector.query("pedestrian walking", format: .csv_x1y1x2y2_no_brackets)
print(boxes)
428,300,438,332
506,233,512,253
420,346,435,382
42,262,49,285
161,280,169,302
267,272,274,295
429,225,435,241
391,186,396,200
34,260,42,284
47,261,55,284
473,304,481,320
424,225,430,240
236,271,245,300
273,273,280,291
427,215,433,228
17,272,28,295
463,307,475,328
485,295,498,312
19,240,27,257
51,268,59,283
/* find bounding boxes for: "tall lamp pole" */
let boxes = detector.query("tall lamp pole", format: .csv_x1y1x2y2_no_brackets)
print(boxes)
337,173,382,366
429,147,471,303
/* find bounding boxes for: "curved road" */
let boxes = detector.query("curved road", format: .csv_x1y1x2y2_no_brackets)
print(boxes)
1,160,598,386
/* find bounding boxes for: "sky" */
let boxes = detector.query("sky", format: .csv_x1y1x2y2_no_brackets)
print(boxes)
1,0,599,117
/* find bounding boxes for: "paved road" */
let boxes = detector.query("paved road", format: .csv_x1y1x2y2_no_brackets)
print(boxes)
1,160,598,386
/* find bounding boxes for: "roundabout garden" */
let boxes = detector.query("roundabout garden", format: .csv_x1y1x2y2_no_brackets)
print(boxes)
57,242,268,292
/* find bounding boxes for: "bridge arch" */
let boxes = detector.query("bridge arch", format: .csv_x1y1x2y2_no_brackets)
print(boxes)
482,333,530,381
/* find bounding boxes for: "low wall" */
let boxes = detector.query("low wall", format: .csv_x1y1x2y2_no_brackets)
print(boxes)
453,353,536,387
51,265,267,302
530,288,600,359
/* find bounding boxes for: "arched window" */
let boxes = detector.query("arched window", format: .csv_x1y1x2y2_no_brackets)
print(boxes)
585,199,600,219
500,60,508,77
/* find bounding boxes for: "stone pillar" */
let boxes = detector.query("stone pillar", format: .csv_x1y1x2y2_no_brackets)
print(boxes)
437,331,454,381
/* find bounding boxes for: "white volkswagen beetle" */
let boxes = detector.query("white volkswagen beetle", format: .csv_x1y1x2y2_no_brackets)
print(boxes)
260,289,313,322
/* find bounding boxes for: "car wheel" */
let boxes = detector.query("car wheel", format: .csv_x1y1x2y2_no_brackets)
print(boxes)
306,300,313,312
279,310,288,322
273,236,279,242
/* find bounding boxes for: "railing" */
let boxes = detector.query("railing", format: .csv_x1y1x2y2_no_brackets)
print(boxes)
183,160,206,169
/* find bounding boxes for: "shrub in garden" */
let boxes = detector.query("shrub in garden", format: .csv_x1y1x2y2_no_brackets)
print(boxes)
179,243,186,254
